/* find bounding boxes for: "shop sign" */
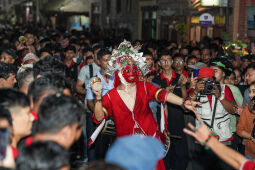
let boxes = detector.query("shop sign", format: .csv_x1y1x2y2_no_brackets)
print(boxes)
199,13,214,28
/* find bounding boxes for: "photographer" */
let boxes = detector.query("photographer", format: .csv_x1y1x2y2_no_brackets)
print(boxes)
188,66,236,170
237,82,255,160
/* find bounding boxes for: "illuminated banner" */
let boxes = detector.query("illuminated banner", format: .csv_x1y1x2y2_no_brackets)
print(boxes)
201,0,220,6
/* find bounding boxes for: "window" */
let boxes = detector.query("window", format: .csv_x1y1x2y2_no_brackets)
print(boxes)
247,7,255,29
116,0,121,14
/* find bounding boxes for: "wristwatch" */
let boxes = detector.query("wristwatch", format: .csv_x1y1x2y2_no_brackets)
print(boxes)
218,95,224,101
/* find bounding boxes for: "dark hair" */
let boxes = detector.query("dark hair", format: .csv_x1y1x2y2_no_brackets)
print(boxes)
0,89,30,110
28,74,72,105
0,62,16,80
0,105,12,126
64,45,76,53
97,48,111,60
33,56,67,78
190,47,201,53
81,160,124,170
241,55,251,61
39,48,53,58
17,67,34,88
142,49,153,57
213,37,223,45
172,53,185,61
16,141,69,170
82,47,93,56
37,94,85,133
246,62,255,71
187,55,197,63
209,58,233,77
210,43,219,52
201,47,212,55
157,49,171,59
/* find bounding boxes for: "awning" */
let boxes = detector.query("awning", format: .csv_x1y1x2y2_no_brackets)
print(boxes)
43,0,90,14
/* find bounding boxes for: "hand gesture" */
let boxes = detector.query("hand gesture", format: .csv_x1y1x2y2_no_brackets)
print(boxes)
183,99,201,114
234,105,243,115
183,122,211,143
195,79,205,93
17,42,25,51
166,84,175,92
179,74,187,87
189,72,197,89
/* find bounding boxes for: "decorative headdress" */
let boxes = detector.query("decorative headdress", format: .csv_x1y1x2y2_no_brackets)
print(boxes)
225,40,249,56
105,40,150,76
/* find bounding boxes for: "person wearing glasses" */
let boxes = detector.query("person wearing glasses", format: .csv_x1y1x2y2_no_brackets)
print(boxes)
237,81,255,161
152,51,189,170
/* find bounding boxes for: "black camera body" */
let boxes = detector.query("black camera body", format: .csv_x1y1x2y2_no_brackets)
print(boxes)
200,79,220,95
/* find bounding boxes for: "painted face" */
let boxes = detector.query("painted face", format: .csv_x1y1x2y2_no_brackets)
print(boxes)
121,64,139,83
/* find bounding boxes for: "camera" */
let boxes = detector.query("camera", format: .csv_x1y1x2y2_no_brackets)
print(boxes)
200,79,220,95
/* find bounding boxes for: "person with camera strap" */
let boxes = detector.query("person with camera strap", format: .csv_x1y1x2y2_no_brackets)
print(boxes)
188,64,236,170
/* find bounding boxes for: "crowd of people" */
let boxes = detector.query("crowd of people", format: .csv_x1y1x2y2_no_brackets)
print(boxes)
0,24,254,170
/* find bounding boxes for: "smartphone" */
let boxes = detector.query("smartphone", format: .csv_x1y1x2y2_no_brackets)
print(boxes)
0,128,10,161
193,68,200,78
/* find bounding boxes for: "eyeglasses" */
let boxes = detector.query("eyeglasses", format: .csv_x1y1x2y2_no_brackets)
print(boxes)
173,60,184,64
160,59,172,64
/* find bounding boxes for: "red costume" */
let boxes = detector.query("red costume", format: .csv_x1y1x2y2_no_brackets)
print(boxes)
101,81,167,170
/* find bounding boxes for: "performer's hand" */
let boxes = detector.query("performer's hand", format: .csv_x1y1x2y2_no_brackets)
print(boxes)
183,122,211,143
183,99,201,114
91,77,102,99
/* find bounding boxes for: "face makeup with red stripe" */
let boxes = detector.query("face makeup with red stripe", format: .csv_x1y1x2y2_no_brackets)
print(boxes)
121,64,139,83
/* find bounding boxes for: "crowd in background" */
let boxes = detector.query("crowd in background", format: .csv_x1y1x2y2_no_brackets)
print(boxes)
0,24,255,170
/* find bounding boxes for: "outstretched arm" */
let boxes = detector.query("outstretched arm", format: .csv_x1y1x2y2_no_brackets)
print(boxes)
184,123,248,170
165,92,201,113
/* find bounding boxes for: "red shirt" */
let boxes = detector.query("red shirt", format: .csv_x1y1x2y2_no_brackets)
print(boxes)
30,111,38,122
241,160,255,170
63,59,76,68
25,136,34,146
11,146,19,159
102,81,167,138
160,70,176,86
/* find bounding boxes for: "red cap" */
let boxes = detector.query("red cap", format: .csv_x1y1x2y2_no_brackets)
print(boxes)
198,67,215,79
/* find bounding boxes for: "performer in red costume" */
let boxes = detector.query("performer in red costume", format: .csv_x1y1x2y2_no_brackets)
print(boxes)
91,40,199,170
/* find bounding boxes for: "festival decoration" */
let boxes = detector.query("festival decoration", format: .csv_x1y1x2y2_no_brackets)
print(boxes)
225,40,249,56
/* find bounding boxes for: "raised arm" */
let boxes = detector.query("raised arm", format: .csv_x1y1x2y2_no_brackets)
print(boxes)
184,123,247,169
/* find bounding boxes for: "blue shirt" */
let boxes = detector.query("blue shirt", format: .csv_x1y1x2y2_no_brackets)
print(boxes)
242,88,250,107
86,71,114,100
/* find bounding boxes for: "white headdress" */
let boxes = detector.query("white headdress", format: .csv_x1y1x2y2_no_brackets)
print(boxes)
105,40,150,76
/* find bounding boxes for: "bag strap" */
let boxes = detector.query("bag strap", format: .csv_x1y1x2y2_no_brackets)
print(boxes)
203,97,218,129
89,64,93,78
210,97,218,128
